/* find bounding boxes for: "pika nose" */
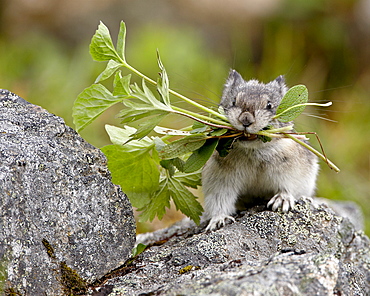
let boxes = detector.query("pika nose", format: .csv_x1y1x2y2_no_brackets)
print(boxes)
239,112,255,128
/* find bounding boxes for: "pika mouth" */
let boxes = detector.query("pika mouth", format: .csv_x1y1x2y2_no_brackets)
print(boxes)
239,132,258,141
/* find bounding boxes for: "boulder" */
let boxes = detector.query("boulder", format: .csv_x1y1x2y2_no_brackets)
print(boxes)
101,198,370,296
0,90,136,295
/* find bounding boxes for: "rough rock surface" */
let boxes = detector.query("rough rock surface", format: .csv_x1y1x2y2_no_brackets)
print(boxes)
0,90,136,295
99,198,370,296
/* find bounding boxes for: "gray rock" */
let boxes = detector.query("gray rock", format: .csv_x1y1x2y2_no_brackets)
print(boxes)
102,198,370,296
0,90,136,295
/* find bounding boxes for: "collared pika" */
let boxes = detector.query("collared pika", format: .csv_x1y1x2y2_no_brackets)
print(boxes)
202,70,319,231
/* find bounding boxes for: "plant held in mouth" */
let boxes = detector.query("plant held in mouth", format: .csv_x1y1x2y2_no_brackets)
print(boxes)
72,21,339,224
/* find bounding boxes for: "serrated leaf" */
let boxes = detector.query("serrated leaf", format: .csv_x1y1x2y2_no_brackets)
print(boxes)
156,51,170,106
138,179,171,222
73,84,123,132
141,80,171,110
183,138,219,173
127,81,172,114
89,21,121,62
119,105,169,124
159,135,206,160
105,125,153,149
275,85,308,122
168,177,203,225
116,21,126,61
175,171,202,188
113,72,131,96
210,128,228,137
101,145,159,208
130,114,167,140
95,59,123,83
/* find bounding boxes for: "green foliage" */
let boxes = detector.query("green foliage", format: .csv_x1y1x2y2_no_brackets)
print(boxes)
73,21,338,224
275,85,308,122
73,84,124,132
131,243,147,257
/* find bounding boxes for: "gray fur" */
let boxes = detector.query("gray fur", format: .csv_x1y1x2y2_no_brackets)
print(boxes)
203,70,319,231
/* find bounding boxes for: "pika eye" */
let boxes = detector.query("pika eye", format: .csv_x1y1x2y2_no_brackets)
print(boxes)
266,102,272,109
232,98,236,106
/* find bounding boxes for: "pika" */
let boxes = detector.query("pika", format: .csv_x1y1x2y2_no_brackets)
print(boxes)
202,70,319,231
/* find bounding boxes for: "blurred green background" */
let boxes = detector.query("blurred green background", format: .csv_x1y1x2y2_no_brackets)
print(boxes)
1,0,369,234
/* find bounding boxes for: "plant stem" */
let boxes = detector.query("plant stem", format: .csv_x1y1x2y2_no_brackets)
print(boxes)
171,106,232,127
283,133,340,172
171,108,234,130
122,62,228,121
273,102,332,120
263,125,294,133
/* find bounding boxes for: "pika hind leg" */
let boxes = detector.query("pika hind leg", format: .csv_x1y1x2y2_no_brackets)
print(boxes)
267,192,295,213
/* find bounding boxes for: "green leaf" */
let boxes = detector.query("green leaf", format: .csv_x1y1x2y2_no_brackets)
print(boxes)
191,121,208,134
156,51,170,106
105,125,153,149
168,178,203,225
73,84,123,132
119,102,169,124
141,80,171,110
113,72,132,96
216,137,235,157
101,145,160,208
95,59,123,83
131,243,147,257
138,179,171,222
257,135,272,143
183,138,219,173
160,159,176,177
172,157,185,172
89,21,121,63
158,135,207,160
175,171,202,188
130,114,167,140
210,128,228,137
275,85,308,122
116,21,127,61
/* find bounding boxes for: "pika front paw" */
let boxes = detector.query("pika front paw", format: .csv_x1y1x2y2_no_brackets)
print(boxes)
205,215,235,232
267,193,295,213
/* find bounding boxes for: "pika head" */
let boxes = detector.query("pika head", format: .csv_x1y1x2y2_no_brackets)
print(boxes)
220,70,288,134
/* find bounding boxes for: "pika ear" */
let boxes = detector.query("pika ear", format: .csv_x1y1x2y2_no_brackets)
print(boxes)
223,70,244,96
274,75,288,95
226,69,244,87
274,75,285,86
221,70,244,105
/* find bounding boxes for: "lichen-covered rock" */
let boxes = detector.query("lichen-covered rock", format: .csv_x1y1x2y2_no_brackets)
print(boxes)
103,198,370,296
0,90,136,295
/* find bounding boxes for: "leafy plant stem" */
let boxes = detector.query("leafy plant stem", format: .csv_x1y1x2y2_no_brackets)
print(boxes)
254,125,294,138
171,106,232,128
121,62,228,122
282,133,340,172
273,102,332,120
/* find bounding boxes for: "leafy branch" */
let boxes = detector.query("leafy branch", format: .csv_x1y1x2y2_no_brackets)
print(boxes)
72,21,339,225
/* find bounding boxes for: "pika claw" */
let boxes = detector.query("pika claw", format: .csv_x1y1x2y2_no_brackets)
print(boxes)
267,193,295,213
206,215,235,232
